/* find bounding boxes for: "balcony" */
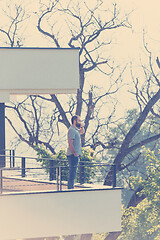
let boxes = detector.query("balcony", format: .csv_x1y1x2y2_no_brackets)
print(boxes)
0,153,122,240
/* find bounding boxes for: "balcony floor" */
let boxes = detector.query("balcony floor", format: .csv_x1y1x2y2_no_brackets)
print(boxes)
2,177,111,194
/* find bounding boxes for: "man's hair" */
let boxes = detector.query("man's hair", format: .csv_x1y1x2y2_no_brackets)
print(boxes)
71,115,79,124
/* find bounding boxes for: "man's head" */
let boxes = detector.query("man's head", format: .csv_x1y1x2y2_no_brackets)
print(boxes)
71,115,81,128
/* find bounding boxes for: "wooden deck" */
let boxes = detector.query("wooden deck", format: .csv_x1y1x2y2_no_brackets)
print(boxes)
2,177,68,193
1,176,96,193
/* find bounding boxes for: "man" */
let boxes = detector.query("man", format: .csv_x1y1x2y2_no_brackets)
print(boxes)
67,115,85,189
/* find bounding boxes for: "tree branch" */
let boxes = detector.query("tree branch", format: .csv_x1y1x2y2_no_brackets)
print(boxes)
37,1,60,47
50,94,70,128
104,88,160,185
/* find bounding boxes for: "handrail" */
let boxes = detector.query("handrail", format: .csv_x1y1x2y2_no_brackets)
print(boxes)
0,153,117,194
0,150,15,168
0,154,113,165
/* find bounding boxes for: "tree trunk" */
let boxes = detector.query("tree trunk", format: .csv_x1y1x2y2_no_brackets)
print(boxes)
76,68,84,117
104,232,121,240
80,234,92,240
63,235,77,240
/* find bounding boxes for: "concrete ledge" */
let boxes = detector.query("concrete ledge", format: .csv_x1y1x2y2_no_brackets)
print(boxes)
0,187,122,239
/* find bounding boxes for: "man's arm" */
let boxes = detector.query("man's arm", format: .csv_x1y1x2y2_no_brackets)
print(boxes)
68,139,79,157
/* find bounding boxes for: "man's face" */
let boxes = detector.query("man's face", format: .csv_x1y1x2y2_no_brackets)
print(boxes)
76,116,81,128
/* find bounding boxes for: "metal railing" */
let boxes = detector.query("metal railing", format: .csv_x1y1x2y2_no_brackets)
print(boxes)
0,154,117,194
0,149,15,168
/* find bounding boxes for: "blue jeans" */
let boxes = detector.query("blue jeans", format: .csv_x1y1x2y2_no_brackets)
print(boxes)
67,155,79,189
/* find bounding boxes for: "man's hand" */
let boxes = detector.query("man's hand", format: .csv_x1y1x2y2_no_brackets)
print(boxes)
80,125,85,135
74,153,79,157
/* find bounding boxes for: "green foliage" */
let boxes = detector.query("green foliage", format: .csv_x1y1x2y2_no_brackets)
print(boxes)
91,232,108,240
120,148,160,240
77,148,96,184
104,108,160,206
34,145,96,183
34,144,68,180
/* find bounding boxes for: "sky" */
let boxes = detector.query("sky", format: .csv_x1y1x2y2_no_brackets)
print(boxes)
1,0,160,153
110,0,160,59
1,0,160,58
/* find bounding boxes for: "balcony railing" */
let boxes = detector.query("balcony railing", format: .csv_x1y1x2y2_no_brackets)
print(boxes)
0,152,122,239
0,153,117,194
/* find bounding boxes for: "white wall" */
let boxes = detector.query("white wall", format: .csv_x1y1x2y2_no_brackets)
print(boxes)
0,188,121,240
0,48,79,96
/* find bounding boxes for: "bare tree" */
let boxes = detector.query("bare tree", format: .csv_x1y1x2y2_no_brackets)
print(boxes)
0,1,30,47
104,44,160,239
5,0,131,154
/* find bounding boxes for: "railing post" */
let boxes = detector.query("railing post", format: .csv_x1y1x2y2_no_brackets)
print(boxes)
59,166,62,191
113,164,116,188
0,169,2,194
79,161,85,184
21,157,26,178
56,167,59,191
12,150,15,167
0,103,6,168
49,159,54,181
10,150,12,168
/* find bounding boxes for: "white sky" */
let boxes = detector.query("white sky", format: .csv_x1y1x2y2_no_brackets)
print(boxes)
111,0,160,59
1,0,160,58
